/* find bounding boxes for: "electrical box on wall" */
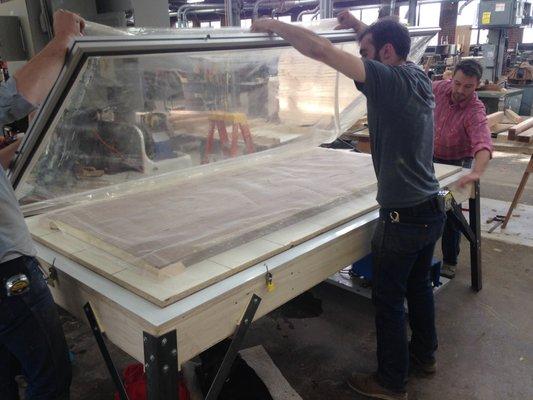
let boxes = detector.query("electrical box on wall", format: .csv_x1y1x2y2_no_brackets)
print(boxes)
478,0,531,28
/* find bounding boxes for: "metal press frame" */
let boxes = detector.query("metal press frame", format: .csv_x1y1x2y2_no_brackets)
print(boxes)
9,27,459,400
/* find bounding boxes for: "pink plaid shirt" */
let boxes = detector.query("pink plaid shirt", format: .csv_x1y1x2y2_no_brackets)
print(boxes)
433,80,493,160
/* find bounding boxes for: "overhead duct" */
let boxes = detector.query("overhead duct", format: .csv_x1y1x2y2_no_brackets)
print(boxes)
177,3,224,27
252,0,318,21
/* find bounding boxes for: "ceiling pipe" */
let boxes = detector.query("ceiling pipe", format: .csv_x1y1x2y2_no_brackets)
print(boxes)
183,7,226,25
252,0,318,21
177,3,224,27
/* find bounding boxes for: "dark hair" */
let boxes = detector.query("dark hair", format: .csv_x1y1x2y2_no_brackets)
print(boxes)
358,18,411,60
454,59,483,81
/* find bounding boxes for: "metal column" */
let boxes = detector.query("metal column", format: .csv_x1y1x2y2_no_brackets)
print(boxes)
407,0,417,26
144,330,179,400
225,0,242,27
319,0,333,19
469,180,482,292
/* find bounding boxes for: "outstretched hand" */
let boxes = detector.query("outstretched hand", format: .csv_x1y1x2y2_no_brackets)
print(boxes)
53,9,85,40
334,10,366,33
457,171,481,188
251,19,276,34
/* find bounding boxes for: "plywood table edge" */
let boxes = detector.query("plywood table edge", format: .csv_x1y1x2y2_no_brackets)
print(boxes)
32,228,169,308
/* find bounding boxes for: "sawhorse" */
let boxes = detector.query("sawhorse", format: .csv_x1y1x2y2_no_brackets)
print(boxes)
443,181,482,291
85,294,262,400
203,112,255,164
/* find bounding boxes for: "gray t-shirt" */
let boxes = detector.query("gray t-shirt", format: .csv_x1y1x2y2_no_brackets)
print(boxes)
1,78,36,262
355,59,439,208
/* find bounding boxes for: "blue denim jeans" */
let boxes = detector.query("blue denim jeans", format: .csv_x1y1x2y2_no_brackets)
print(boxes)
434,157,473,265
0,256,71,400
372,199,445,392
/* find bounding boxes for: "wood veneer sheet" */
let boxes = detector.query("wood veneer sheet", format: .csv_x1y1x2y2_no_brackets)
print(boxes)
43,148,376,272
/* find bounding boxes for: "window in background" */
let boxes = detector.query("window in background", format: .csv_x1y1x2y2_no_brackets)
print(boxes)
301,13,318,22
200,20,221,28
458,0,481,44
457,0,479,26
350,9,363,21
361,7,379,25
240,18,252,28
523,27,533,43
417,2,441,45
399,5,409,24
277,15,292,23
478,28,489,44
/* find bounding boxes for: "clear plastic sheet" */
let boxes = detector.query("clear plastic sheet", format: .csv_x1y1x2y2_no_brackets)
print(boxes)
18,41,366,208
18,22,435,213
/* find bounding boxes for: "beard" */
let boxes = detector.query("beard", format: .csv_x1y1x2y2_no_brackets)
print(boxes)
452,92,466,103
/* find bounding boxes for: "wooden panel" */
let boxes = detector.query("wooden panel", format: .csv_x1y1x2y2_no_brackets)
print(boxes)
517,127,533,143
509,117,533,140
29,148,460,307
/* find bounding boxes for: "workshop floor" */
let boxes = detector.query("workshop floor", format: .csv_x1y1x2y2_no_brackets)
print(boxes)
54,151,533,400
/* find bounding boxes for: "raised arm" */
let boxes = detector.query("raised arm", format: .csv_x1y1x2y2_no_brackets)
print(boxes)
251,19,366,82
14,10,85,107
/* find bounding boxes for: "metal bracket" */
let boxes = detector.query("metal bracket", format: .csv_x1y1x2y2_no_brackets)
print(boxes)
83,302,130,400
443,182,482,291
205,294,262,400
143,330,178,400
444,191,476,244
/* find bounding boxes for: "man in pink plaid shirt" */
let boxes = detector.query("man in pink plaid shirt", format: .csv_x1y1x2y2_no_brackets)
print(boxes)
433,59,493,278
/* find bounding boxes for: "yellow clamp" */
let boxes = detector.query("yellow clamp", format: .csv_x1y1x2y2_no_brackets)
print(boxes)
264,263,276,292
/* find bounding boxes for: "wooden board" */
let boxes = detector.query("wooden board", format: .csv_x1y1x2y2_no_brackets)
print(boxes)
487,111,505,128
509,117,533,140
28,148,460,307
517,127,533,143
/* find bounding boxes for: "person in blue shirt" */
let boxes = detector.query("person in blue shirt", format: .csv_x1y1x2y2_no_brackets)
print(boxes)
0,10,84,400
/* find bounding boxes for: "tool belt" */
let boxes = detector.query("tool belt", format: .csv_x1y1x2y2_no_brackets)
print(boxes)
0,256,31,299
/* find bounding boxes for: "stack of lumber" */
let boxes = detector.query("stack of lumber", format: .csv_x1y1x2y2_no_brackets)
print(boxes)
487,109,523,136
491,110,533,144
508,117,533,143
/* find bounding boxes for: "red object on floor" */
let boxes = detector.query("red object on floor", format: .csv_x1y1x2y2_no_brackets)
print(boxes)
114,363,190,400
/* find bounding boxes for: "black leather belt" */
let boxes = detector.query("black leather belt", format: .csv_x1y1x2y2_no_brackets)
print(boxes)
380,194,445,219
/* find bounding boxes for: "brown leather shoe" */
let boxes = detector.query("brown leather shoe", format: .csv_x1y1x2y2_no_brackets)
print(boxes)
347,373,407,400
410,352,437,375
440,262,457,279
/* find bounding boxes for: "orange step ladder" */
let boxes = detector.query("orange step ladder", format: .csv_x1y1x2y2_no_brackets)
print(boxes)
203,112,255,163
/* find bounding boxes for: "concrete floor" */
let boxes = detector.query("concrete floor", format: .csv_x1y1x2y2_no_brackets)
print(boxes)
54,151,533,399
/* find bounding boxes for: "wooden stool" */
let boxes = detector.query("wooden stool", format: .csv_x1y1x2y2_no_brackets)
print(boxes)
203,112,255,164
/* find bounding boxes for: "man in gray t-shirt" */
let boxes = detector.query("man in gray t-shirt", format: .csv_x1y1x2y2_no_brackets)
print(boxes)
0,10,84,400
252,15,445,400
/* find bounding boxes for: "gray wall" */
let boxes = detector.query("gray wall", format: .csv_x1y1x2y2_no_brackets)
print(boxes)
131,0,169,27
